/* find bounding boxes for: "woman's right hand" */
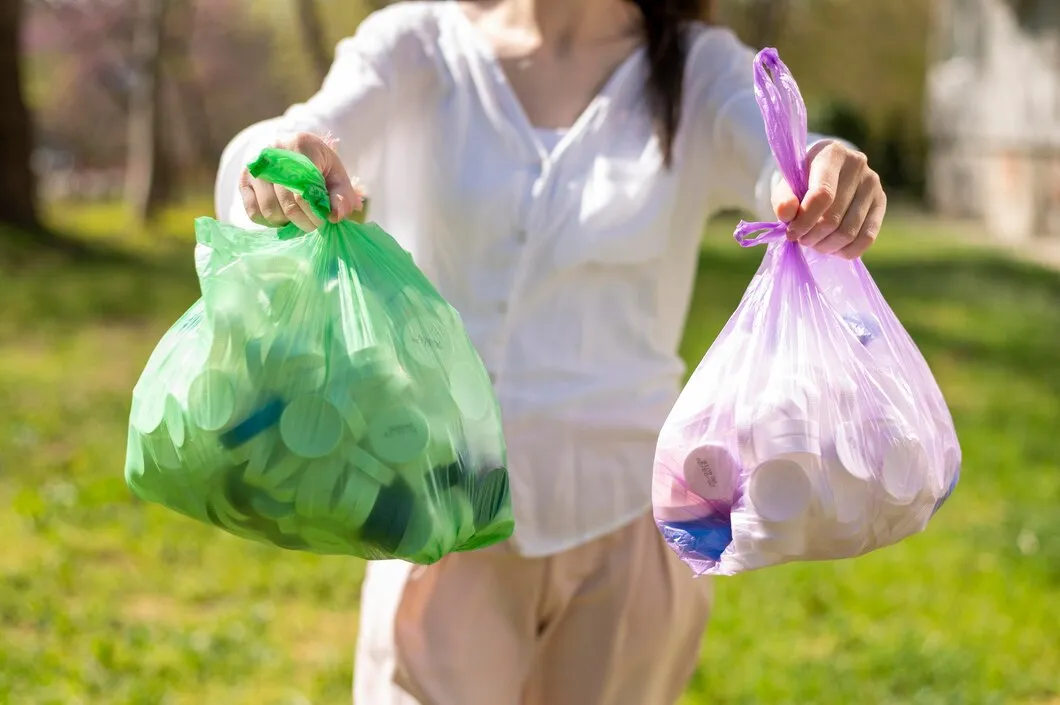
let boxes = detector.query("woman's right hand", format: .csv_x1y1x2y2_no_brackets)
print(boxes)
239,132,363,231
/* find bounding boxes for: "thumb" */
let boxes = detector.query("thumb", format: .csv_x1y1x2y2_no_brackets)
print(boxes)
771,173,800,228
308,141,360,223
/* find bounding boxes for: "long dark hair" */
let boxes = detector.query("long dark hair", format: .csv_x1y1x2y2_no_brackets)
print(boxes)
628,0,715,165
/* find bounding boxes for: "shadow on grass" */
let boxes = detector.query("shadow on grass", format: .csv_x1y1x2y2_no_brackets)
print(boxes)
685,244,1060,587
0,233,200,335
685,246,1060,394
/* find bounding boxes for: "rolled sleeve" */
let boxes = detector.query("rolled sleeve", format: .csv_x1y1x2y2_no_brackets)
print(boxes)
684,27,835,221
213,5,433,225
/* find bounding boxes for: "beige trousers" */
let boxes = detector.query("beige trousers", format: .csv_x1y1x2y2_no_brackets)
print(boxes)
353,513,713,705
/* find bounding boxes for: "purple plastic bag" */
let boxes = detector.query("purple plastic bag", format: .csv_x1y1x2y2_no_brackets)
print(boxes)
652,49,961,576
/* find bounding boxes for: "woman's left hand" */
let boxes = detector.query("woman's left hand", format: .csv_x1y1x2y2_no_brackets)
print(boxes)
771,140,887,260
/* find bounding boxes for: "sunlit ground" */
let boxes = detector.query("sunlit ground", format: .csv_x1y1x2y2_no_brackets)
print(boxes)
1,203,1057,704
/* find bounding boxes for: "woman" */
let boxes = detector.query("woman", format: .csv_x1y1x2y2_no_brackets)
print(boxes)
216,1,887,703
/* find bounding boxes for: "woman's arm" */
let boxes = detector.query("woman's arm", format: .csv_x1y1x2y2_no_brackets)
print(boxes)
686,28,831,221
214,5,434,230
687,29,885,259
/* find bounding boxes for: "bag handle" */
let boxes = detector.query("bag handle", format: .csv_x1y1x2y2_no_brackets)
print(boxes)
246,148,333,224
733,48,810,248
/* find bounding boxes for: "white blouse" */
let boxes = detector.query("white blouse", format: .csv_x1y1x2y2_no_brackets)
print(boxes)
216,0,799,556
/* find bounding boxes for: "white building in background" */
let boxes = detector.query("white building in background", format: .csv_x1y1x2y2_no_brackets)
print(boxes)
927,0,1060,241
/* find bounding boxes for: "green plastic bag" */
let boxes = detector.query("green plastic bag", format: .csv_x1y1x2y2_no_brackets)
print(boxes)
125,148,513,562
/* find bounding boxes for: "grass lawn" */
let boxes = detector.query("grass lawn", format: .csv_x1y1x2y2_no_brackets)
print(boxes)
1,203,1058,704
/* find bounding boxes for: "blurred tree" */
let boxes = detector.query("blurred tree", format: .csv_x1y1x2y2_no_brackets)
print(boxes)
0,0,42,231
720,0,791,48
295,0,331,84
19,0,933,203
29,0,135,167
719,0,931,201
125,0,171,224
188,0,301,162
810,100,871,151
167,0,216,171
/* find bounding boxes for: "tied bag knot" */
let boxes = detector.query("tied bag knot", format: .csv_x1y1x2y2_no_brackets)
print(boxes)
733,48,809,249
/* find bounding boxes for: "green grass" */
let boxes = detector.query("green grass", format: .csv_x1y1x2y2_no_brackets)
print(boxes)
2,205,1058,704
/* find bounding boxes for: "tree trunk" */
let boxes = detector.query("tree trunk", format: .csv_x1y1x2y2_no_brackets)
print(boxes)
126,0,171,225
0,0,42,232
166,0,218,174
43,2,135,115
745,0,790,48
295,0,331,84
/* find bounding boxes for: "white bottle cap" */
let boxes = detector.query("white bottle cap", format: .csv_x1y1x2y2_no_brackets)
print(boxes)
243,429,280,485
727,516,786,571
761,375,821,415
163,394,187,449
879,493,934,543
747,458,812,523
834,416,926,503
248,253,310,283
244,337,268,381
330,285,392,351
345,345,406,392
397,422,461,487
266,350,328,397
295,454,344,518
801,515,868,560
205,278,256,329
394,496,434,560
731,506,807,558
734,402,758,469
832,420,877,482
337,467,383,528
280,394,345,459
132,388,167,436
872,367,917,413
208,310,253,366
751,376,822,461
145,432,182,471
818,452,872,524
186,368,239,432
344,443,397,486
880,436,930,505
260,452,305,499
451,492,476,547
402,316,454,368
753,419,822,462
681,443,738,503
266,276,324,324
448,360,492,421
652,445,699,522
368,405,431,465
324,387,367,442
819,370,859,417
209,487,251,528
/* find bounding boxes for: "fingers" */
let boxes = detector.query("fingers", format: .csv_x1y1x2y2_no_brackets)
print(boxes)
240,132,364,227
775,139,887,260
239,165,321,231
274,183,322,232
246,174,288,227
319,153,360,223
770,173,800,227
239,169,268,226
286,132,363,223
787,144,847,239
837,193,887,261
796,156,865,249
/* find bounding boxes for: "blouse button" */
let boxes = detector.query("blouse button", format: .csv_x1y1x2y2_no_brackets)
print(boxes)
515,228,528,244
